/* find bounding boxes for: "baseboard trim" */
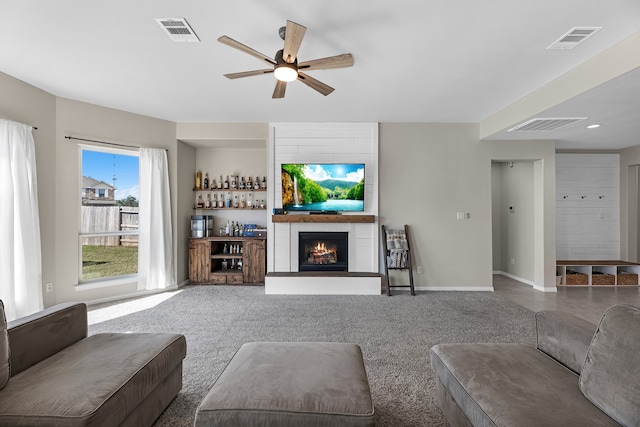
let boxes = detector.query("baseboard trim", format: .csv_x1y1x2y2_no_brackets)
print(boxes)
414,286,494,292
495,271,557,293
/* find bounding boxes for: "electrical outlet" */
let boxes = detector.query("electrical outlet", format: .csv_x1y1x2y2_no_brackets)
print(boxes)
456,212,465,220
417,266,423,274
45,282,53,293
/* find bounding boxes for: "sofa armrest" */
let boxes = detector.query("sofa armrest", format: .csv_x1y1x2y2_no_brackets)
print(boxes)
7,302,88,376
536,310,596,374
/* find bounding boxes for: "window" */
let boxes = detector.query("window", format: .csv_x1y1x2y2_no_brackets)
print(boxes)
80,146,139,283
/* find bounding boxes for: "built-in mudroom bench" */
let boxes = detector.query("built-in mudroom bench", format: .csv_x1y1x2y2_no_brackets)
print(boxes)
556,260,640,286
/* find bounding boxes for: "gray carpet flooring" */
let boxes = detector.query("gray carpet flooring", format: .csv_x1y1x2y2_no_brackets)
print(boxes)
88,285,536,426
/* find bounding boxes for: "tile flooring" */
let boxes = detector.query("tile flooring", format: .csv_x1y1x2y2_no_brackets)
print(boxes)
493,274,640,324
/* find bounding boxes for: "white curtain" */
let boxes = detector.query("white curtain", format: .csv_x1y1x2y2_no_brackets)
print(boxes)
0,119,44,321
138,147,174,290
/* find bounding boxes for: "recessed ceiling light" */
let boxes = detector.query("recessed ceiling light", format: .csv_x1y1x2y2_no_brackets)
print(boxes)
586,124,601,129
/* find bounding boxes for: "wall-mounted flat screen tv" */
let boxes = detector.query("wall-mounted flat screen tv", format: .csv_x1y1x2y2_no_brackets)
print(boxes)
281,163,365,212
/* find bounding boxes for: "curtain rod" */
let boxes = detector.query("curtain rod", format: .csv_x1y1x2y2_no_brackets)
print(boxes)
65,135,168,151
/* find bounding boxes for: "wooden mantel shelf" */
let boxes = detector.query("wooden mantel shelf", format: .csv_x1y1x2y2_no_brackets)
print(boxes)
271,214,375,223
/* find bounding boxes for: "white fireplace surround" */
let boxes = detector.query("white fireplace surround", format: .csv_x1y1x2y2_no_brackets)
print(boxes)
265,123,381,295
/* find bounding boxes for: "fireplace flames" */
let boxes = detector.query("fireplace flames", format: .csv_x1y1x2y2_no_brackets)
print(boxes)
306,241,338,265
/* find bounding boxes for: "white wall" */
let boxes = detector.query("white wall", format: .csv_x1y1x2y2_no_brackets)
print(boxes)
268,123,379,274
556,153,620,260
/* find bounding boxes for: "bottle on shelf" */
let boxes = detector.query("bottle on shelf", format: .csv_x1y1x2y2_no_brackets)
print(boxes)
261,176,267,190
224,176,229,189
234,222,240,237
226,192,232,208
230,221,235,236
233,194,239,208
247,193,253,209
237,259,243,270
254,177,260,190
196,194,205,208
240,176,246,189
231,175,237,189
218,175,223,189
219,225,225,236
223,243,228,254
204,173,209,190
247,176,253,189
240,194,246,208
195,171,202,190
225,221,230,236
205,193,211,209
222,259,228,269
239,223,244,237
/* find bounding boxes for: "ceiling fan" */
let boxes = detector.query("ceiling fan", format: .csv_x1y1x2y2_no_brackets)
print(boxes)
218,20,354,98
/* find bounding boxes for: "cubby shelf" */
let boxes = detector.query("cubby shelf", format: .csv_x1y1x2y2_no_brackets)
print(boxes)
556,260,640,287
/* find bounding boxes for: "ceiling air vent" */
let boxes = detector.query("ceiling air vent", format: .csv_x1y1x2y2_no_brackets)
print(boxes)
155,18,200,42
547,27,602,50
507,117,587,132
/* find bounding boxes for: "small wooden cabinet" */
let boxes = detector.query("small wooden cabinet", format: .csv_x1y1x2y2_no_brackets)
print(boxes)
189,237,266,285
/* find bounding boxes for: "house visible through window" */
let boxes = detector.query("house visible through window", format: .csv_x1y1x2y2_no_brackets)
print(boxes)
80,146,140,283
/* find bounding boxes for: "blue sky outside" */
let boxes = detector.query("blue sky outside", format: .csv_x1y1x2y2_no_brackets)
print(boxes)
82,150,139,200
303,164,364,182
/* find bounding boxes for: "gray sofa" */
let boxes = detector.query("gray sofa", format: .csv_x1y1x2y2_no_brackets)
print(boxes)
431,304,640,426
0,300,186,426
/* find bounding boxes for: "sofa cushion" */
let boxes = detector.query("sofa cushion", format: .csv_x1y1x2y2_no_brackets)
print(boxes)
0,301,9,390
0,332,186,426
535,310,596,374
431,343,619,427
580,304,640,426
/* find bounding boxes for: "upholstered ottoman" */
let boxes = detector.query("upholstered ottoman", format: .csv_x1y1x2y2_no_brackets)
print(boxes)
195,342,375,426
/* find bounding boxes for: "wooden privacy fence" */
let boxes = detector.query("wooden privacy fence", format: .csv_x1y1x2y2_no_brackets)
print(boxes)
81,206,139,246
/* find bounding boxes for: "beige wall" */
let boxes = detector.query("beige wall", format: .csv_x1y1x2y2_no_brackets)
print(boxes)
379,123,556,290
0,71,57,307
620,145,640,262
1,70,561,305
492,161,535,282
379,123,493,289
54,97,178,303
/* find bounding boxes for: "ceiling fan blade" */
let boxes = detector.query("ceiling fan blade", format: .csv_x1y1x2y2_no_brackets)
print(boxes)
273,80,287,98
297,72,334,96
224,69,274,79
298,53,354,71
218,35,276,65
282,20,306,63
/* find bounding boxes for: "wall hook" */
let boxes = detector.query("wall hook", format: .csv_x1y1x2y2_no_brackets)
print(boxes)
581,195,587,199
599,195,605,199
563,195,569,199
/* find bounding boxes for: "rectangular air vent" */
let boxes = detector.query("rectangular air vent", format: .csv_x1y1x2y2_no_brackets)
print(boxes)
155,18,200,42
547,27,602,50
507,117,587,132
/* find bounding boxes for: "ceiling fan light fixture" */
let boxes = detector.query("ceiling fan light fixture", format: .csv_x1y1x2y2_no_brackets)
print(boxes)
274,63,298,82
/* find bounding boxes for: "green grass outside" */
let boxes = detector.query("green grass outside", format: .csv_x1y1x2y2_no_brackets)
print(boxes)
82,245,138,280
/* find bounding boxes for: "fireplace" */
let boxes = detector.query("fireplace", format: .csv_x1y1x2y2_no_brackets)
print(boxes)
298,232,348,272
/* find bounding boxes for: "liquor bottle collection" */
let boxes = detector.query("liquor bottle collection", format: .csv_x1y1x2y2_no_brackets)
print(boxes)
194,172,266,209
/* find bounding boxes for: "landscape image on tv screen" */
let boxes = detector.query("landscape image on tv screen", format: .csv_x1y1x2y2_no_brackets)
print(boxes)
281,163,365,212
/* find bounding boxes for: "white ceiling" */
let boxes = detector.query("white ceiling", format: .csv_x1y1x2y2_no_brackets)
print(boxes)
1,1,639,149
